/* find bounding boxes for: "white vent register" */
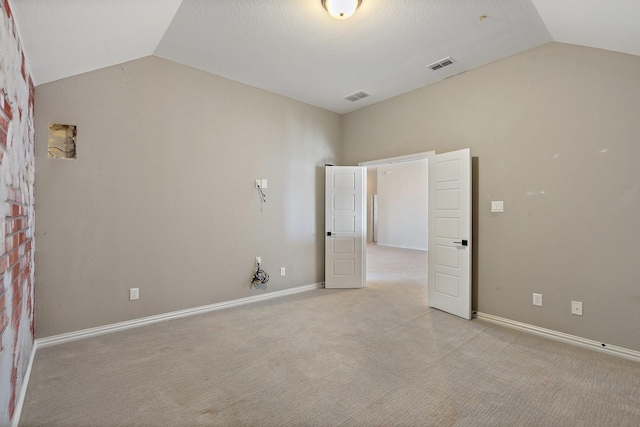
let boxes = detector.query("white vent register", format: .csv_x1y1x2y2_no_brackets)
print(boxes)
426,56,455,71
344,91,370,102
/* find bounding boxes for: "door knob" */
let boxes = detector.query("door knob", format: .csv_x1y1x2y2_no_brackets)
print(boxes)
454,239,468,246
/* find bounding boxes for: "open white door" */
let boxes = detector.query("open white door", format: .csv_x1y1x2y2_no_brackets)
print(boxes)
428,149,472,319
325,166,366,289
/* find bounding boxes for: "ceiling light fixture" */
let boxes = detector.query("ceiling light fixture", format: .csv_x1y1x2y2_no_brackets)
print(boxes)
322,0,362,20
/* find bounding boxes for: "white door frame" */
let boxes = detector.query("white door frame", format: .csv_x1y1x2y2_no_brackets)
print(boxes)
358,151,435,168
357,150,472,320
358,151,435,263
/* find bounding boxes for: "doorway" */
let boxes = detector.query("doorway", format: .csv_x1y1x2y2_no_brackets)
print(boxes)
327,149,472,318
359,152,433,287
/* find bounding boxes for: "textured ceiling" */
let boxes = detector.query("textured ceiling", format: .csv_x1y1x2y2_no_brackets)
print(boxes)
9,0,640,114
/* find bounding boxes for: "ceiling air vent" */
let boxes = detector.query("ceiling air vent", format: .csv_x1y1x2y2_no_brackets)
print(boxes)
426,56,455,71
344,91,370,102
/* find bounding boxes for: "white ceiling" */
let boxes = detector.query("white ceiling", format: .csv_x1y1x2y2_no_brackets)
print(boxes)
10,0,640,114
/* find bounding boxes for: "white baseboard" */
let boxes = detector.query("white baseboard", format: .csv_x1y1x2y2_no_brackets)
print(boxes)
36,283,323,349
476,312,640,363
11,343,37,427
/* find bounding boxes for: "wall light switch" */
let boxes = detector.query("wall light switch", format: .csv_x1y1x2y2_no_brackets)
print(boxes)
280,267,285,276
491,201,504,213
533,293,542,306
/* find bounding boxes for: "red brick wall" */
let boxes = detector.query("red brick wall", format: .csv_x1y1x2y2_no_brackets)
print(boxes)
0,0,36,424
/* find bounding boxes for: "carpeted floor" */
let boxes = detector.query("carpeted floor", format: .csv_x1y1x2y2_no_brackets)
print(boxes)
19,244,640,426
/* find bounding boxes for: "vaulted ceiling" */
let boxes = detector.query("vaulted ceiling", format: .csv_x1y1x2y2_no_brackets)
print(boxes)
10,0,640,114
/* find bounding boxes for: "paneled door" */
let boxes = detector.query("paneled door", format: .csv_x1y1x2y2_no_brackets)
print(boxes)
325,166,366,289
428,149,472,319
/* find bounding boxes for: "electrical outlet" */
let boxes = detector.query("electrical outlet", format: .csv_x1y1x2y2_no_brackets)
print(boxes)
256,256,261,265
129,288,139,301
255,179,261,188
491,201,504,213
261,179,268,189
533,293,542,306
280,267,286,276
571,301,583,316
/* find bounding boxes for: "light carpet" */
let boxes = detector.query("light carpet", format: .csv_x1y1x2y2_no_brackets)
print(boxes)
19,244,640,426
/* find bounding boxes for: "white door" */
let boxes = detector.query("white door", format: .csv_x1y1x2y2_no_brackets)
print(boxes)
325,166,366,289
428,149,472,319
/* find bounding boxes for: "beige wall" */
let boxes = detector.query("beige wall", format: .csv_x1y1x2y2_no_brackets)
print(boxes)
34,43,640,352
35,56,341,337
343,42,640,352
375,161,428,250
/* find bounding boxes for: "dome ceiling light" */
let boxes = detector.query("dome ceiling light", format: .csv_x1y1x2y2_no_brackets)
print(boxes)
321,0,362,20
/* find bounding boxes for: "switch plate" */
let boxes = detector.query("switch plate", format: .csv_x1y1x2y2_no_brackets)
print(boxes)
261,179,268,189
280,267,286,276
255,179,261,188
533,293,542,306
571,301,583,316
129,288,139,301
491,201,504,213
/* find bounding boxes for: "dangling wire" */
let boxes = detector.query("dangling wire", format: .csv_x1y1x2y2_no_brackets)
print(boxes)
251,262,269,290
257,186,266,211
253,181,268,287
